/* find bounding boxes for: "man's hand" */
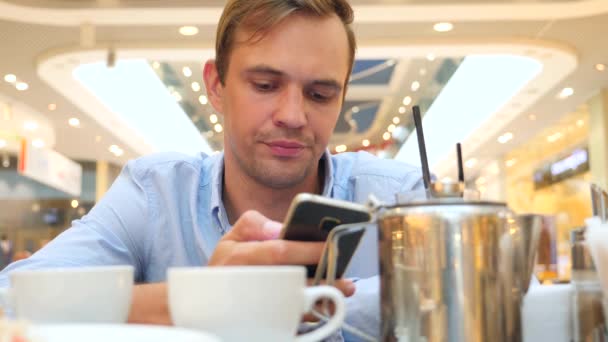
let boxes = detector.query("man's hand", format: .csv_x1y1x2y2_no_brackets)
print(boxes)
128,210,355,325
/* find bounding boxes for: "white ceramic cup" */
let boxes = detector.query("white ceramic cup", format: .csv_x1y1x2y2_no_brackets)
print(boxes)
168,266,346,342
0,265,134,323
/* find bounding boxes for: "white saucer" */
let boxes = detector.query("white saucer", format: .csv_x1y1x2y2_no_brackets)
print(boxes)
28,324,220,342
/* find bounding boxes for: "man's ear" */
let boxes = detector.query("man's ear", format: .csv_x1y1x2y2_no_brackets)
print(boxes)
203,60,224,114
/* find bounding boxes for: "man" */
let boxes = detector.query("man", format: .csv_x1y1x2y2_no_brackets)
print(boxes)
0,0,422,339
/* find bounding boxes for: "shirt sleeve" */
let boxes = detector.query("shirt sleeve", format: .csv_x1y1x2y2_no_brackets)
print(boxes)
0,160,149,287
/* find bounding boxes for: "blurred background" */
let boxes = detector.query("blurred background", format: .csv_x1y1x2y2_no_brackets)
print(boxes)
1,0,607,281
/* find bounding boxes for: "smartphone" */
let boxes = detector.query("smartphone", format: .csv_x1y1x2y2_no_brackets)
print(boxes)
279,193,371,278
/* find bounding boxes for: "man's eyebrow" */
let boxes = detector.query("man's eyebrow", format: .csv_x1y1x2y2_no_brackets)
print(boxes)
242,65,284,77
243,65,343,91
310,79,343,92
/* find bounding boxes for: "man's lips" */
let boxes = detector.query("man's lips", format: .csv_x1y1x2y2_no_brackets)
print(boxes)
264,140,308,157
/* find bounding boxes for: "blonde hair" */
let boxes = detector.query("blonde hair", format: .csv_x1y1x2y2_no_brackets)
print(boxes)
215,0,356,86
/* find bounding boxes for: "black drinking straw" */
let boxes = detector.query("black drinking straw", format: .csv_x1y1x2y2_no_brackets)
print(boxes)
412,106,432,190
457,143,464,183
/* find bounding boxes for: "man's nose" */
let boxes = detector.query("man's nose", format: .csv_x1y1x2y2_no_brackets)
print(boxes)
273,85,307,129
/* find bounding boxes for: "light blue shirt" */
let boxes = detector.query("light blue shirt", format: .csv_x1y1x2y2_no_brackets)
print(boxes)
0,150,423,341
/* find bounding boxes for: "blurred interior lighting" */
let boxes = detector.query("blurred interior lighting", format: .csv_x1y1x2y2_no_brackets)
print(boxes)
0,139,6,148
497,132,514,144
398,106,406,114
68,118,81,127
595,64,606,72
199,95,208,105
191,82,201,92
32,139,45,148
209,114,218,124
335,145,347,153
351,106,360,113
411,81,420,92
465,158,477,169
214,124,223,133
557,87,574,99
506,158,517,168
576,119,584,127
433,22,454,32
71,200,79,209
23,120,38,131
179,26,199,36
426,53,436,61
402,96,412,106
383,132,391,141
4,74,16,83
182,67,193,78
15,82,28,91
393,117,400,125
362,139,370,147
48,103,57,111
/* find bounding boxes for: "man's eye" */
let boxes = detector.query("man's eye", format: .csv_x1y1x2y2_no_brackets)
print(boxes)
308,89,335,103
253,82,276,92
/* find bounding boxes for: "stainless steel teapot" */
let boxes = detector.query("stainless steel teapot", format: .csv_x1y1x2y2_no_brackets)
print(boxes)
322,181,542,342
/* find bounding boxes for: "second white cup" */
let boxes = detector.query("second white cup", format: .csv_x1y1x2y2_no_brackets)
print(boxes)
0,265,134,323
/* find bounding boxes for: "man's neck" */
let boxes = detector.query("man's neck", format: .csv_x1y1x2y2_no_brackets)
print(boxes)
222,156,324,224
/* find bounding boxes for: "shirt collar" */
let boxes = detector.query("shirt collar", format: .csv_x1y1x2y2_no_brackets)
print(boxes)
209,150,334,233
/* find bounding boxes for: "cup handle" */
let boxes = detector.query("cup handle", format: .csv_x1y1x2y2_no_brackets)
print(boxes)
295,285,345,342
0,287,13,315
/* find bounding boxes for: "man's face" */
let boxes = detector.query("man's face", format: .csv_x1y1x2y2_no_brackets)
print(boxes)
216,14,350,189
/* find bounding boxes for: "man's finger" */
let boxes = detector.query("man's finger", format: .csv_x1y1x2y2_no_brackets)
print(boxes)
222,210,282,242
215,240,325,266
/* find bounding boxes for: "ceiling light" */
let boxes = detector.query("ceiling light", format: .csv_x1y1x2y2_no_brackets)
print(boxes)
433,22,454,32
182,67,193,78
71,200,79,209
383,132,391,141
68,118,80,127
475,176,487,186
411,81,420,92
419,68,427,76
4,74,16,83
465,158,477,169
191,82,201,92
352,106,360,113
362,139,370,147
0,139,6,148
15,82,28,91
48,103,57,111
393,117,400,124
528,114,536,121
557,87,574,99
398,106,406,114
23,120,38,131
388,124,396,133
546,132,563,143
199,95,208,105
32,139,45,148
209,114,218,124
335,145,347,153
95,136,102,143
596,63,606,72
109,144,124,156
577,119,584,127
402,96,412,106
152,61,160,69
497,132,514,144
506,158,517,168
426,53,436,62
214,123,223,133
179,26,199,36
172,92,182,102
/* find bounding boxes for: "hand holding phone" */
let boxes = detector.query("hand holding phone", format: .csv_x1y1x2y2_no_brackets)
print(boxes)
280,194,371,278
